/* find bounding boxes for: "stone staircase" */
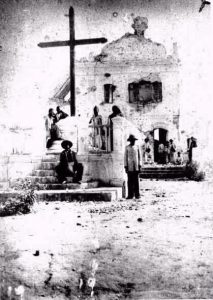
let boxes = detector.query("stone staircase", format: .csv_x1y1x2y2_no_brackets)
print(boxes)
139,164,186,179
25,154,122,202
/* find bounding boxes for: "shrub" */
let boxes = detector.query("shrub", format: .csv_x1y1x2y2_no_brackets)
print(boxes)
0,179,38,217
185,161,205,181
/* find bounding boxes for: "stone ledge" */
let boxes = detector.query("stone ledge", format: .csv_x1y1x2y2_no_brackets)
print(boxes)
0,187,123,203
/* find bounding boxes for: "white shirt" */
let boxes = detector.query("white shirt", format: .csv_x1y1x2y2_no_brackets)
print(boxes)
124,144,142,171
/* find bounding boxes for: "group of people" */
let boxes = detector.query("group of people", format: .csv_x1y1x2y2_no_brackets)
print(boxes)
45,106,68,148
157,139,179,165
142,137,184,165
45,105,197,198
124,135,179,200
50,105,124,185
123,134,197,199
89,105,123,150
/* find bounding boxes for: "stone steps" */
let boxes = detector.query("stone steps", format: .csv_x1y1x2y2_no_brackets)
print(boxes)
142,166,184,171
0,187,122,202
33,170,56,177
26,175,79,184
37,181,99,190
35,187,122,202
24,153,124,201
41,155,59,162
4,152,123,202
26,175,60,184
28,154,99,191
139,173,185,179
38,162,58,170
139,165,186,179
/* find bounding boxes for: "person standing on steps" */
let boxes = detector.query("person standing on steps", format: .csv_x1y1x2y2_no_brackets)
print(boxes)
108,105,123,151
55,140,83,184
45,108,61,148
55,106,68,122
124,134,142,199
89,106,104,149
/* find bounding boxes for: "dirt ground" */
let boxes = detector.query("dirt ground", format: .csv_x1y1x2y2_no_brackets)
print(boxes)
1,179,213,299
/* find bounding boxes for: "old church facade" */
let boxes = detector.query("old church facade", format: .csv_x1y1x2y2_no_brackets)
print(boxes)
0,17,190,187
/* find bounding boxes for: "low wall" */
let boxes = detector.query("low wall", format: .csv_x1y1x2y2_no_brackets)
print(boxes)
0,152,126,190
0,155,42,190
78,152,126,187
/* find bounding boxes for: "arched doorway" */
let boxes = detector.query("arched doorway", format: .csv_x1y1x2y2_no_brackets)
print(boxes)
153,128,168,163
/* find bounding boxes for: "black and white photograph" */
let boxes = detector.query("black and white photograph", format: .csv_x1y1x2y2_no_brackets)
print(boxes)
0,0,213,299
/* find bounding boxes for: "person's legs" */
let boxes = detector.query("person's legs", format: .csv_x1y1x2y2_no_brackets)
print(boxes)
133,172,140,198
55,164,66,183
188,149,192,163
73,163,83,183
46,138,53,149
127,172,134,199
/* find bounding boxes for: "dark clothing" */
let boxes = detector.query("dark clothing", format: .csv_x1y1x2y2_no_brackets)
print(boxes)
187,137,197,163
46,123,62,149
56,110,68,122
127,171,140,199
50,124,61,140
188,148,192,163
55,149,83,183
108,112,123,121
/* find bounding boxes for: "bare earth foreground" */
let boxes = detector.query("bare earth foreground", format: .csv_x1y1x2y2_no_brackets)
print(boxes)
1,180,213,300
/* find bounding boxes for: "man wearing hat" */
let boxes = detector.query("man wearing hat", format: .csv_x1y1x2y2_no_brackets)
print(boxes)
124,134,142,199
55,140,83,184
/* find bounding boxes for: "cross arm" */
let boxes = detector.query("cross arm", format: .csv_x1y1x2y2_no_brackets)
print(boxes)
38,41,70,48
38,37,107,48
75,38,107,46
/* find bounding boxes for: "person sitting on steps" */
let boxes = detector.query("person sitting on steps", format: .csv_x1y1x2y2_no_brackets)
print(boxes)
55,140,83,184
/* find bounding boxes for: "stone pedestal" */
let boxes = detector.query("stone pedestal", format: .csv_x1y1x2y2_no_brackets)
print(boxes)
47,117,78,153
112,116,126,153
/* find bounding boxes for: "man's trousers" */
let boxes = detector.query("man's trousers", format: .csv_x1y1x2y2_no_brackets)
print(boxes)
127,171,140,198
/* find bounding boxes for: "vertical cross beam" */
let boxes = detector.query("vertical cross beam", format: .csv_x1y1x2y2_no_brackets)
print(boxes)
69,7,75,116
38,7,107,117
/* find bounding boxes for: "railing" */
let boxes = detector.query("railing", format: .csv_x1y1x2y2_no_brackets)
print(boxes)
89,124,112,152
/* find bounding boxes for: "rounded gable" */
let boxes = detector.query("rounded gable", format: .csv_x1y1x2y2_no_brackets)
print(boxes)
95,17,167,63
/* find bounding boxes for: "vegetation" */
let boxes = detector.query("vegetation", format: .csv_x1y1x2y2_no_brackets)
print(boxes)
185,161,205,181
0,179,37,217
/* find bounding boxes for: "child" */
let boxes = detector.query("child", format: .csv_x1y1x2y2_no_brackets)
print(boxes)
176,151,183,165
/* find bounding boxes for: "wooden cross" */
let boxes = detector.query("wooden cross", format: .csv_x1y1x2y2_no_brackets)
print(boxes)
38,7,107,116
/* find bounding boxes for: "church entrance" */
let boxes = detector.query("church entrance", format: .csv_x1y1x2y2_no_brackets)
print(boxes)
153,128,168,163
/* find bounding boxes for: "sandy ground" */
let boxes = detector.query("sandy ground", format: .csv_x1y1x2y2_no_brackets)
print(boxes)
1,179,213,299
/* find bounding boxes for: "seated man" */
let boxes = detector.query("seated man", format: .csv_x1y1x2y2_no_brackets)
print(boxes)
55,140,83,184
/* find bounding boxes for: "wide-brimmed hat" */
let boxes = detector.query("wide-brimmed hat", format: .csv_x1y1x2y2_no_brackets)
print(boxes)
61,140,73,149
127,134,138,141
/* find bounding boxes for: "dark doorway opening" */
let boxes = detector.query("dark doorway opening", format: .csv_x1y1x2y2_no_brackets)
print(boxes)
153,128,168,163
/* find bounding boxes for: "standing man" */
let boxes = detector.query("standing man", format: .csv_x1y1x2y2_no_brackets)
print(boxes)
124,134,142,199
168,139,176,164
187,136,197,163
